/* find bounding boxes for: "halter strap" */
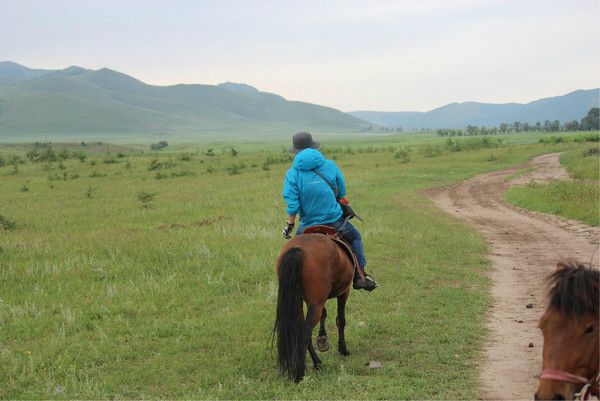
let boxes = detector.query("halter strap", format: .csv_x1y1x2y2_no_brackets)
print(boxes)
539,369,600,400
540,369,590,385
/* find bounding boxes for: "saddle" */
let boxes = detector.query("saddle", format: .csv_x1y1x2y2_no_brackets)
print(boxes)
302,225,365,280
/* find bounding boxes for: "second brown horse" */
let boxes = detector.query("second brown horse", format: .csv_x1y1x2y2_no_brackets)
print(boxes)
273,232,354,382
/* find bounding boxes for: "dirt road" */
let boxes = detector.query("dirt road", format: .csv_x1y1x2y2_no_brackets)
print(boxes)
425,153,599,400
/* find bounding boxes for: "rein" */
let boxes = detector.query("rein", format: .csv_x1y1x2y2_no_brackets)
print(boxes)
540,369,600,400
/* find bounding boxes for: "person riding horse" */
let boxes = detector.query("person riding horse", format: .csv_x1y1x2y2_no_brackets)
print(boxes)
281,132,377,291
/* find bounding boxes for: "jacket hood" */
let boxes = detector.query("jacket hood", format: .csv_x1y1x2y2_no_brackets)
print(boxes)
292,148,325,171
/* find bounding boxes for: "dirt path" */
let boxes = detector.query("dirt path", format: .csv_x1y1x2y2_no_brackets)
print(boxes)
425,153,600,400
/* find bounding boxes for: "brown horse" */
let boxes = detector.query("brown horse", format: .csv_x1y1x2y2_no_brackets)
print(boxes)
272,230,354,382
535,262,599,400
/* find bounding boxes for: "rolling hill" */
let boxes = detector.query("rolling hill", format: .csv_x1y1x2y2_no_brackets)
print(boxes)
350,89,600,130
0,62,367,139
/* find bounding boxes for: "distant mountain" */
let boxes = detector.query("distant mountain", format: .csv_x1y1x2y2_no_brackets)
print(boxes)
0,62,367,138
350,89,600,130
0,61,54,85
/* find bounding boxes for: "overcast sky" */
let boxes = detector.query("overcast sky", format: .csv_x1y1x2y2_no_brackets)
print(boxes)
2,0,599,111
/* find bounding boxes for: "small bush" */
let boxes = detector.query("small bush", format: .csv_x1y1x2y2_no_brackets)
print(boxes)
73,151,87,162
103,155,119,164
574,133,600,143
227,164,241,175
84,187,96,199
421,144,444,158
206,148,215,157
583,147,600,157
179,153,192,161
137,191,155,209
230,148,239,157
394,147,411,163
206,166,215,174
150,141,169,151
58,149,70,160
90,171,107,178
20,185,29,192
0,214,17,231
171,170,194,178
148,158,175,171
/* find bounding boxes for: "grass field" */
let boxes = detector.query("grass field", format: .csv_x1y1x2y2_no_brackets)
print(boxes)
506,144,600,226
1,132,597,399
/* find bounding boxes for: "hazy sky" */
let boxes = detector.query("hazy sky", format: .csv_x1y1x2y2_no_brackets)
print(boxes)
2,0,599,111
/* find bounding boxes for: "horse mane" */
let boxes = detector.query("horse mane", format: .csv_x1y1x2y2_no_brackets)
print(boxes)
547,260,599,318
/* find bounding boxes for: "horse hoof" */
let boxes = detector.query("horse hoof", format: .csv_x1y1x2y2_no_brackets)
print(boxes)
314,362,322,370
316,336,330,352
339,348,350,356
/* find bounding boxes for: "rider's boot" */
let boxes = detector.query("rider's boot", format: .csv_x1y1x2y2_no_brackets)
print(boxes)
353,268,377,291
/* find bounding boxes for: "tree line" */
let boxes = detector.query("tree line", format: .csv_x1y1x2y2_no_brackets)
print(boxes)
436,107,599,137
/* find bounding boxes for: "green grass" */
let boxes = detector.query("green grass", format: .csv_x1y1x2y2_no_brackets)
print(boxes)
505,144,600,226
506,181,599,226
0,134,596,399
560,146,600,180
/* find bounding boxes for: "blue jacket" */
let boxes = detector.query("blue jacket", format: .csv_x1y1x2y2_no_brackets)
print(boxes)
282,148,346,227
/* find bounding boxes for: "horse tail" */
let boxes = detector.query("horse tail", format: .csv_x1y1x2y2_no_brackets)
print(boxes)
273,247,306,382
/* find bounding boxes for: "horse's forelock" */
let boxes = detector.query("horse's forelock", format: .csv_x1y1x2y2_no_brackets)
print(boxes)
547,261,599,318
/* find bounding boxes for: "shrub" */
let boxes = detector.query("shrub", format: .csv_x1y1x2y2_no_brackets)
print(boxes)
583,148,599,158
420,144,444,158
20,185,29,192
148,158,175,171
103,155,119,164
137,191,155,208
226,164,241,175
73,151,87,162
150,141,169,151
171,170,194,178
394,147,411,163
0,214,16,231
90,171,107,178
574,133,600,143
206,166,215,174
206,148,215,157
231,148,239,157
58,149,70,160
179,153,192,161
84,187,96,199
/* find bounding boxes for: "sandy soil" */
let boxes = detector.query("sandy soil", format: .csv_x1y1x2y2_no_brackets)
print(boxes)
425,153,600,400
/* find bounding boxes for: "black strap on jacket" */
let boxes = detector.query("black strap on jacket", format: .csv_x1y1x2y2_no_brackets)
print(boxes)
311,168,338,198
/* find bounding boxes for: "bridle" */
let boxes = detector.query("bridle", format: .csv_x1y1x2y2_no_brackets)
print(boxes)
539,369,600,400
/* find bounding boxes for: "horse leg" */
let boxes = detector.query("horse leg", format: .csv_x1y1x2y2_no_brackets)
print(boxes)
316,307,330,352
336,290,350,356
305,304,323,371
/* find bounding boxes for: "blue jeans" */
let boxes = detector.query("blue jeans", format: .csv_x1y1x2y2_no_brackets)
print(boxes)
296,217,367,270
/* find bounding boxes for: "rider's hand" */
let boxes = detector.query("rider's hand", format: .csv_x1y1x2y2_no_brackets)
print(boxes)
282,222,295,239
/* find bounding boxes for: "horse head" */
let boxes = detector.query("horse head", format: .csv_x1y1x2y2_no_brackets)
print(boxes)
535,262,599,400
